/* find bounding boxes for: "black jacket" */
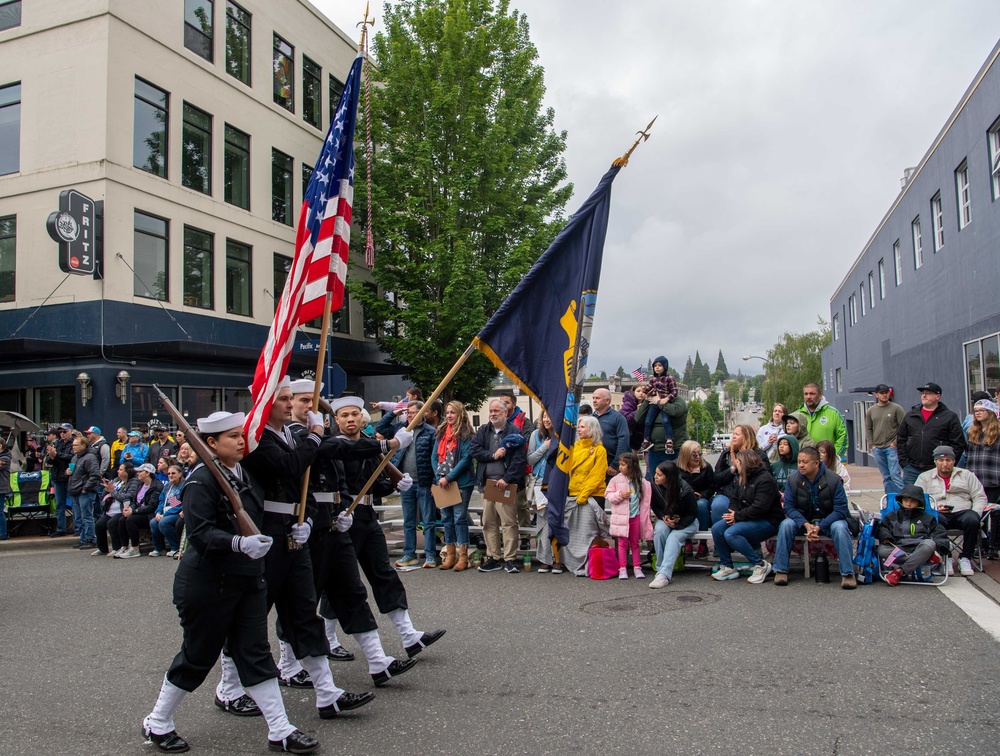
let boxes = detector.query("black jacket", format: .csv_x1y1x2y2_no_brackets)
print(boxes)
470,421,528,488
713,448,773,499
242,426,321,538
877,506,949,553
650,479,698,529
49,437,74,482
67,447,102,495
134,477,165,516
896,402,965,471
730,466,783,527
680,464,715,501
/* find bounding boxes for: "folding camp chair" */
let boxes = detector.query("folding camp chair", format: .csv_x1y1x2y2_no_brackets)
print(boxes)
7,470,54,536
877,493,948,586
943,502,998,573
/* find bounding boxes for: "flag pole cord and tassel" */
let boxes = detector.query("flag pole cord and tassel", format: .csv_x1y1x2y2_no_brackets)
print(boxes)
612,115,657,168
292,5,376,532
360,3,376,270
345,343,476,515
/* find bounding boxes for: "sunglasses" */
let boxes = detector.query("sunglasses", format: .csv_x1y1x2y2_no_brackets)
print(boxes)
691,450,701,456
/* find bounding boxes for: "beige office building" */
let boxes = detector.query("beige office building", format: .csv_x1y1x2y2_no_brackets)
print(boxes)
0,0,402,431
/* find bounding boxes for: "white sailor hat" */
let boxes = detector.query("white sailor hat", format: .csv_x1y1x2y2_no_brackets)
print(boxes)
289,379,324,395
197,411,246,434
246,376,292,394
331,396,364,413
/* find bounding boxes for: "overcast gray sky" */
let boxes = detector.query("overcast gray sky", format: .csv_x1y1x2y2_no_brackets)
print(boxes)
312,0,1000,377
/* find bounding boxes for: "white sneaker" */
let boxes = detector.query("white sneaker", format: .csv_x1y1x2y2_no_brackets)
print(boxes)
119,547,141,559
958,557,975,576
748,560,772,584
633,567,645,579
712,565,740,581
165,550,176,558
649,573,670,589
618,567,628,580
90,549,104,556
149,550,164,557
946,558,955,576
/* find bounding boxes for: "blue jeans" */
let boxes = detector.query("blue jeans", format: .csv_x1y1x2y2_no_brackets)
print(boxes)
772,518,855,576
440,486,472,546
902,465,925,487
53,480,70,533
653,517,698,579
152,512,182,552
872,447,903,494
643,404,674,445
417,486,439,561
645,450,676,482
711,518,777,567
695,497,710,530
70,491,96,544
710,494,731,525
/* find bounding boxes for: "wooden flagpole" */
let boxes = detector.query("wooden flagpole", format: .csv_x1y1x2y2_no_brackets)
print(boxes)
345,343,475,515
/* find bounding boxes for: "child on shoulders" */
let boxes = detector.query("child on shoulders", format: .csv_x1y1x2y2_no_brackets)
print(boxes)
639,357,678,454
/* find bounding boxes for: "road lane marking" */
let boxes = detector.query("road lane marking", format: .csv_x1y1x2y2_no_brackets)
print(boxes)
938,580,1000,642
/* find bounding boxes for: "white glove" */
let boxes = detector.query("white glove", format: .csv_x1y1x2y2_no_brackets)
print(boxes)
335,512,354,532
394,428,414,449
291,521,311,544
396,473,413,492
237,534,273,560
307,411,324,429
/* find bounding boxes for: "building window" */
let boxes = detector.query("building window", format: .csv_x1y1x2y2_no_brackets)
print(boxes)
966,340,984,396
273,34,294,112
183,226,213,309
878,259,886,300
302,164,313,198
955,160,971,229
931,193,944,251
134,78,168,178
832,313,840,341
272,149,293,225
0,1,21,32
835,368,842,393
225,1,251,85
893,240,902,286
848,294,857,325
273,253,290,309
990,119,1000,201
226,239,252,316
134,210,169,300
853,400,875,453
184,0,213,61
303,56,321,130
912,217,923,269
867,272,874,310
0,82,19,176
329,75,344,121
181,102,212,195
859,284,865,317
224,124,249,209
332,293,350,334
0,214,14,302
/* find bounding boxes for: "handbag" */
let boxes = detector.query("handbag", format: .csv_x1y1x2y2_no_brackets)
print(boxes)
587,540,620,580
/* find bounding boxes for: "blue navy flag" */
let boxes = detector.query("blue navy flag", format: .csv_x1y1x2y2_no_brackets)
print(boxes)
473,165,620,545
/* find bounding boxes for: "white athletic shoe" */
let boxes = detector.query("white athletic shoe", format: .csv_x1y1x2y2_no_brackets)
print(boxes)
712,565,740,581
958,557,975,576
748,560,772,585
946,558,955,576
649,573,670,589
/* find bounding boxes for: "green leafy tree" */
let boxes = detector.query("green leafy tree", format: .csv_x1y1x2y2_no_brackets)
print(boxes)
682,356,694,386
353,0,572,407
763,318,832,414
599,370,608,381
723,379,741,415
615,366,626,378
705,389,722,425
686,399,715,446
712,349,729,384
741,384,750,404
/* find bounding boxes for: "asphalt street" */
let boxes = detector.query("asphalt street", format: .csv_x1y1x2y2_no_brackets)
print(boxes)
2,544,999,756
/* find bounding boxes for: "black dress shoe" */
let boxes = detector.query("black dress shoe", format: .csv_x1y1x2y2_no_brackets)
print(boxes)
326,645,355,662
268,729,320,753
278,670,313,688
142,723,190,753
49,530,67,538
405,628,446,658
214,693,262,717
371,656,418,687
317,690,375,718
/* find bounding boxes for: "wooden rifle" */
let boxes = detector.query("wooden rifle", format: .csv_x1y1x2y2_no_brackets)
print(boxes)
153,384,260,537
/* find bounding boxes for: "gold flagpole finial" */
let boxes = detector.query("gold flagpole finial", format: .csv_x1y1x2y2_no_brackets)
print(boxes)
357,2,375,52
613,115,657,168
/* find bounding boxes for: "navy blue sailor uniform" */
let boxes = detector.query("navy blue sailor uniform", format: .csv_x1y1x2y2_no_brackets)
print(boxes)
241,425,329,660
166,462,277,691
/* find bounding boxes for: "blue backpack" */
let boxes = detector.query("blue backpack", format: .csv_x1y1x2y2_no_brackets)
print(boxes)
853,512,880,584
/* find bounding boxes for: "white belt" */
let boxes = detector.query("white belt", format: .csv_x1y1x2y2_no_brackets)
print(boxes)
351,494,373,507
263,500,296,516
314,492,341,504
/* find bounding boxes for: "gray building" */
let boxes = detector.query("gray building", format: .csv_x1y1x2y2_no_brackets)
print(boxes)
823,38,1000,465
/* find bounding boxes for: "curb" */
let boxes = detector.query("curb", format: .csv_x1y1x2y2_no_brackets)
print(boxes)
0,534,85,552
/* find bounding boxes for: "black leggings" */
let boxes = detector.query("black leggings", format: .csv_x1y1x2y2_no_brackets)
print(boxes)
119,512,153,548
96,513,125,553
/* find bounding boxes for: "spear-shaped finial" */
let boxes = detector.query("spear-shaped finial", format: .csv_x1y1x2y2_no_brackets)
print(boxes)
357,2,375,52
613,115,657,167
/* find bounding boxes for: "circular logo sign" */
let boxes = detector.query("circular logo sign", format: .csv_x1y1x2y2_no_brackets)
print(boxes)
70,256,80,268
55,212,79,243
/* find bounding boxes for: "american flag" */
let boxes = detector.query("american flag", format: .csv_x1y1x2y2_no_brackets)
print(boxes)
631,366,646,381
245,52,363,451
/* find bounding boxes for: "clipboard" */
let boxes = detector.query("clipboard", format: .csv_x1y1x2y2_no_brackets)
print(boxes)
431,482,462,508
484,478,518,504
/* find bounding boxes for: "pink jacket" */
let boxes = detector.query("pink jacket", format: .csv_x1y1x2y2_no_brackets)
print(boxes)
605,473,653,540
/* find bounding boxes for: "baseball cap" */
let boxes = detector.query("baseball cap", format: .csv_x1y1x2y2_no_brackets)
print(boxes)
127,430,141,437
137,463,156,473
932,445,956,460
917,382,942,394
874,384,890,393
59,423,74,431
86,426,102,435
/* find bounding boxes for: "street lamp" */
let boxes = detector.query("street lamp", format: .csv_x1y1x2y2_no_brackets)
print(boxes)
742,355,777,408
